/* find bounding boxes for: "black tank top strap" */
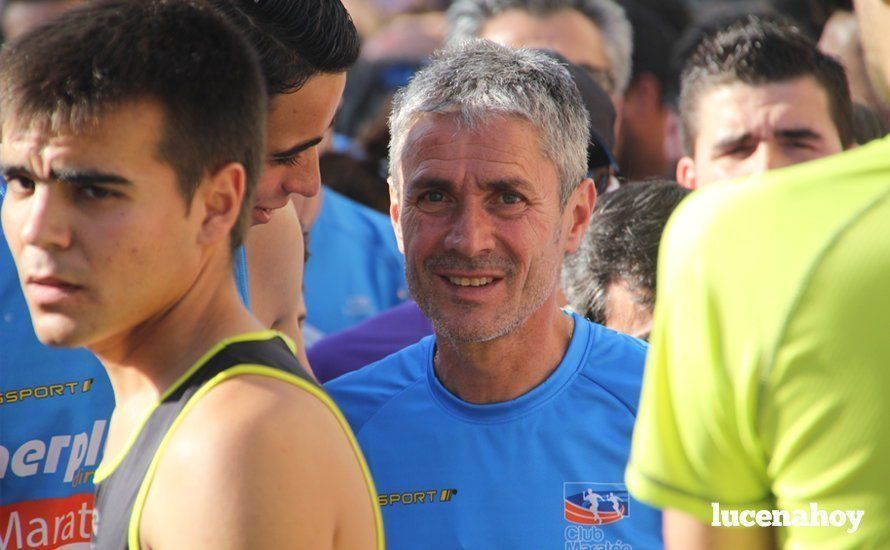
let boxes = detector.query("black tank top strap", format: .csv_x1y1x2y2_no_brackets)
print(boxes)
92,333,313,550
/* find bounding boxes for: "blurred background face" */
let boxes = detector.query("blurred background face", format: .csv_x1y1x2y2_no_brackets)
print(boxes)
252,72,346,225
819,9,890,127
1,0,83,40
479,9,616,97
679,77,844,187
855,0,890,108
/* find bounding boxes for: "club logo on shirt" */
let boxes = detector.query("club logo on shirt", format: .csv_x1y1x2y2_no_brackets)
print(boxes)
564,483,629,525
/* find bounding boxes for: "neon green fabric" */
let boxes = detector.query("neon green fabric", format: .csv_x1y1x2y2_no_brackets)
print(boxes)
627,137,890,548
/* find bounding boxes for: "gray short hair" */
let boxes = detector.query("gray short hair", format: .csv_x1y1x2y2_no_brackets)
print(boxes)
446,0,633,95
389,40,590,206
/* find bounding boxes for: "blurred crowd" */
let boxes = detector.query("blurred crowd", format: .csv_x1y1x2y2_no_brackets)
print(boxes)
1,0,888,548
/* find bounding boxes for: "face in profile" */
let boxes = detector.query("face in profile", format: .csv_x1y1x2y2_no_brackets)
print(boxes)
391,114,586,343
1,101,210,349
677,76,845,187
251,72,346,225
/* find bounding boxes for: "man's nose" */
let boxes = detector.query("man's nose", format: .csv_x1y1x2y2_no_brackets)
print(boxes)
753,142,794,173
282,150,321,199
444,202,496,257
20,185,73,250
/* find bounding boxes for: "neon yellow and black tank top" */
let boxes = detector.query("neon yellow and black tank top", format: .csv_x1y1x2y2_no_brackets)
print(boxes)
91,331,384,549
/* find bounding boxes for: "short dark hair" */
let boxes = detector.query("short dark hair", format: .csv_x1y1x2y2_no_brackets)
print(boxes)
0,0,266,249
208,0,360,95
563,179,690,324
679,15,854,154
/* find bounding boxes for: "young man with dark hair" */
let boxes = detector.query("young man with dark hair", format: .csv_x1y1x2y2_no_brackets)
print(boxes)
212,0,362,358
214,0,408,341
675,15,855,188
563,179,690,341
0,1,381,548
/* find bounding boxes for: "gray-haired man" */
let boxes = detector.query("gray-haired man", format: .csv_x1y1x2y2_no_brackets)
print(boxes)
327,40,661,549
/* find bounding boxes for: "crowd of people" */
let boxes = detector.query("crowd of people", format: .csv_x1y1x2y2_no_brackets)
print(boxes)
0,0,887,548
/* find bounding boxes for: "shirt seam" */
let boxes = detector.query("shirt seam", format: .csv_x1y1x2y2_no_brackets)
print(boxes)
354,375,427,437
756,187,890,427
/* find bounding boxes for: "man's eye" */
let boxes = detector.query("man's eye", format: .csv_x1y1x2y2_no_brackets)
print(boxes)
273,155,302,167
500,192,522,205
76,184,116,200
424,190,445,202
5,176,36,194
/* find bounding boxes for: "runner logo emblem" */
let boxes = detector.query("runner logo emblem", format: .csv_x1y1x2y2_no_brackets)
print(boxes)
564,482,629,525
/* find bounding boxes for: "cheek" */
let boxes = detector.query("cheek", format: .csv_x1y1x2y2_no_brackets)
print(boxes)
0,203,21,252
254,167,281,198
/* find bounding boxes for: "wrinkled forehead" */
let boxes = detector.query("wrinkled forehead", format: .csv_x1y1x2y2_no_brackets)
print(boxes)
1,101,167,176
399,112,544,170
403,109,543,153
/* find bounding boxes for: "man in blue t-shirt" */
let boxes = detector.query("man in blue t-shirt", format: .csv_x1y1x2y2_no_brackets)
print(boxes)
327,41,661,549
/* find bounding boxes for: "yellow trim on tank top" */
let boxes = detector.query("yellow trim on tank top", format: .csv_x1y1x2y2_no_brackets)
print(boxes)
127,365,386,550
93,330,292,484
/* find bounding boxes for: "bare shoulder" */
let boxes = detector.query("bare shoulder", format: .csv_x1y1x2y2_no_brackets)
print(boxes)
139,374,380,549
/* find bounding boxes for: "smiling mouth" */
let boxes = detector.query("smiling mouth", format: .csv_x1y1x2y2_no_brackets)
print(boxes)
446,276,495,287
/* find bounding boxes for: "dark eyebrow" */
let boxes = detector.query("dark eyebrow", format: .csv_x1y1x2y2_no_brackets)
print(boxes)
775,128,823,141
269,136,323,160
0,165,132,186
712,133,754,153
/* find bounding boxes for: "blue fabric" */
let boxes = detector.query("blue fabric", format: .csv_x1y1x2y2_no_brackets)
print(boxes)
0,194,114,544
327,313,662,549
303,187,407,341
233,245,251,309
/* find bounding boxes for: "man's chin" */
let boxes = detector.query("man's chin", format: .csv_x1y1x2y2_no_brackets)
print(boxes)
32,316,91,348
429,314,517,344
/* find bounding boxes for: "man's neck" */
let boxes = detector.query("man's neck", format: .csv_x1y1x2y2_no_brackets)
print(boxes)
92,269,263,407
433,303,574,404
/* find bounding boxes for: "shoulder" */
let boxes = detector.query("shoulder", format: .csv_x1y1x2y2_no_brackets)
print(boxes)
172,372,352,469
666,140,890,275
325,336,433,434
574,316,648,415
141,371,378,548
659,142,890,354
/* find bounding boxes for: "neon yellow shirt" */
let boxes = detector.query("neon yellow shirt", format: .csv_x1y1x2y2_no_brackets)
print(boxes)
626,137,890,548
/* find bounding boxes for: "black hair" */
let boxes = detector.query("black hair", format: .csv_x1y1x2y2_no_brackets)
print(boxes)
0,0,267,249
679,15,854,154
564,179,690,324
208,0,360,95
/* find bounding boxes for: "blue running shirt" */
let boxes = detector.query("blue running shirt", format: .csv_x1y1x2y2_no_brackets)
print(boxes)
327,312,662,549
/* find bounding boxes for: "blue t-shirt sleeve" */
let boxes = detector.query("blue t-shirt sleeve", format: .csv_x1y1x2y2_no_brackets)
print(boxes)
579,322,648,414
